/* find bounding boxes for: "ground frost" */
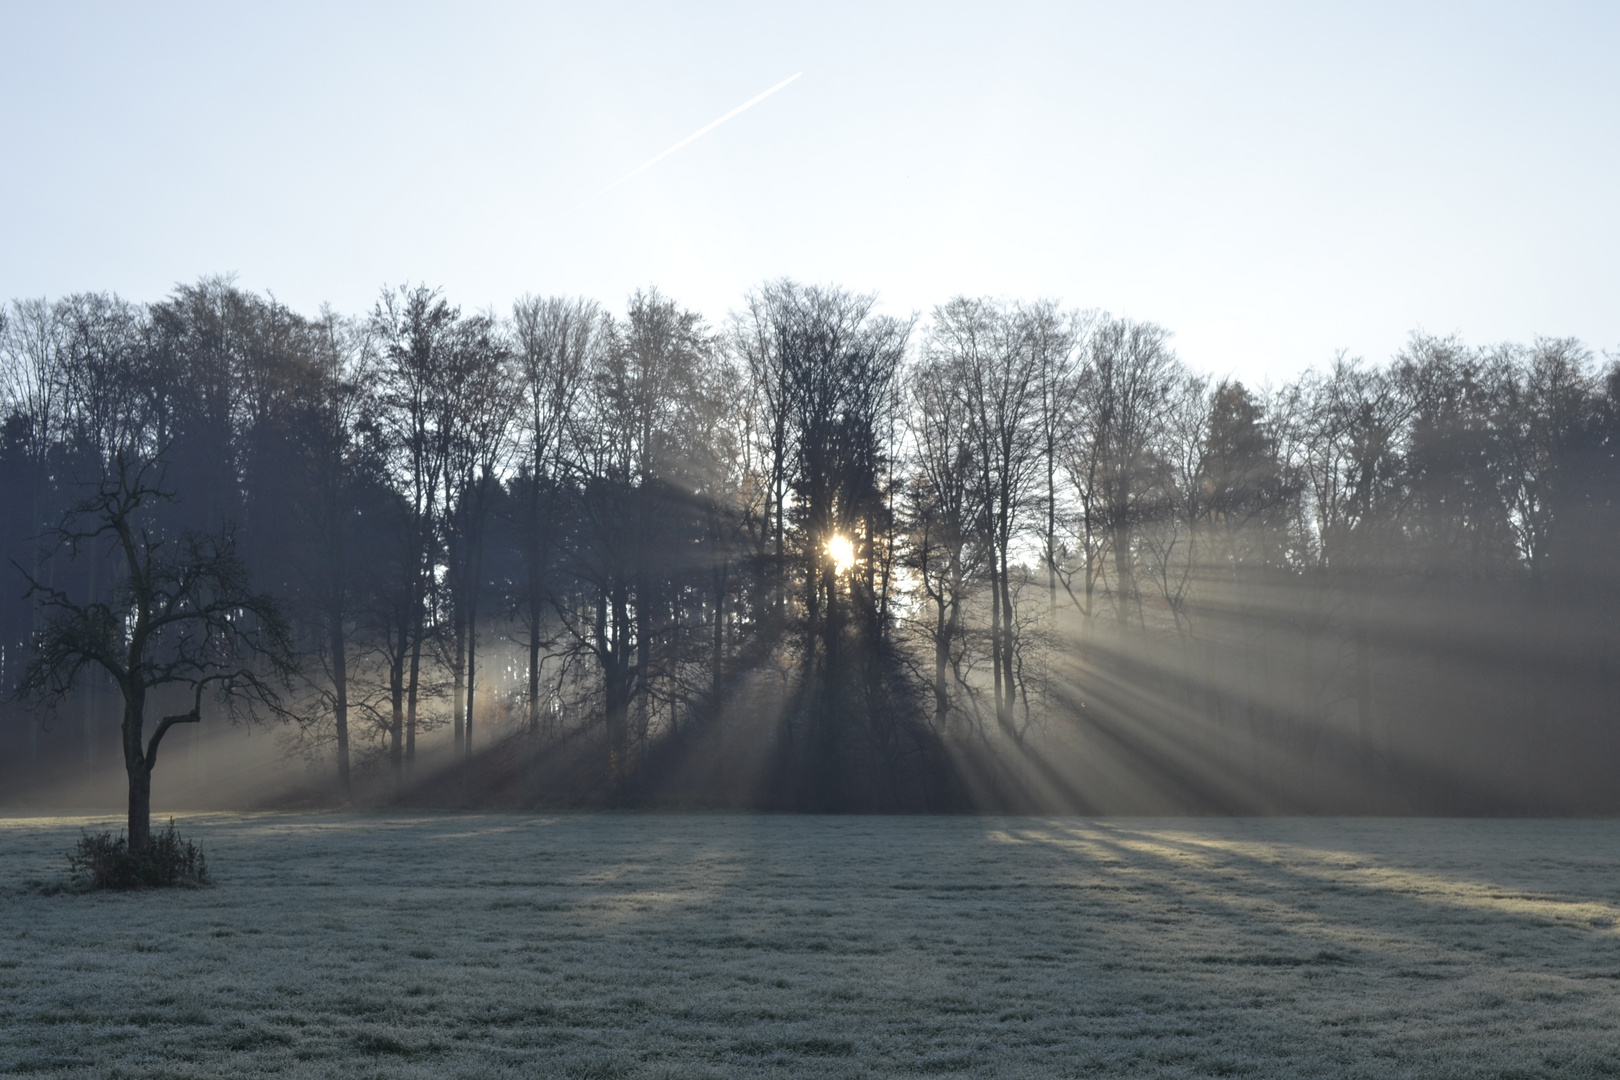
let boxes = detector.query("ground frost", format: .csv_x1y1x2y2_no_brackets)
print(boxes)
1,815,1618,1077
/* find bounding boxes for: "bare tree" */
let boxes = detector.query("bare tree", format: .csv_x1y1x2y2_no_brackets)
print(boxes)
510,296,598,735
18,451,295,850
1138,373,1212,637
1070,318,1181,627
930,297,1042,736
441,313,516,760
1,299,67,468
732,286,798,624
284,309,373,797
371,285,459,783
554,289,712,794
1291,353,1407,778
1024,301,1084,610
1490,337,1595,586
901,347,982,731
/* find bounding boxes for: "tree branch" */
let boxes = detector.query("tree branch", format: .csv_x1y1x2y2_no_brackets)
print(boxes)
145,682,206,770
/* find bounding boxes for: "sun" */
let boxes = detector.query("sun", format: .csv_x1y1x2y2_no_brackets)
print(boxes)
827,534,855,574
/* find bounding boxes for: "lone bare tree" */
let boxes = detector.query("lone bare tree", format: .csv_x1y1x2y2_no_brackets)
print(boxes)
18,451,295,851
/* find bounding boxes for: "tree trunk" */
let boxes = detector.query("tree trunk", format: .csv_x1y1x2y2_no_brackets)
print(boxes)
599,589,630,799
712,561,726,708
329,610,351,799
406,613,423,780
390,624,406,790
605,670,628,799
989,556,1005,727
465,498,489,762
452,612,466,754
775,474,786,619
1112,506,1134,627
999,542,1017,731
128,761,153,853
806,546,822,659
1355,607,1374,790
83,555,100,773
527,600,542,734
123,687,151,851
1047,442,1058,611
466,596,478,762
634,579,652,749
527,475,545,736
604,616,629,802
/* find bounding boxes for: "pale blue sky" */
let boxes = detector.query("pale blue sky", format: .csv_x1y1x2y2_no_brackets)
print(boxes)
3,1,1615,384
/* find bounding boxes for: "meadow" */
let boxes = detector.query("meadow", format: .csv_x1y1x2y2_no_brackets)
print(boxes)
2,813,1618,1078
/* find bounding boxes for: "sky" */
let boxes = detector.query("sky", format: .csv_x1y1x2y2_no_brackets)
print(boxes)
2,1,1616,385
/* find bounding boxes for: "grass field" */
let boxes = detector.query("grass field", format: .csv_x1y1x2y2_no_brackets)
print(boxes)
2,813,1619,1078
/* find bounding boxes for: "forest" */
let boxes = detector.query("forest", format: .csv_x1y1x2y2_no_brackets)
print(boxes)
2,277,1617,814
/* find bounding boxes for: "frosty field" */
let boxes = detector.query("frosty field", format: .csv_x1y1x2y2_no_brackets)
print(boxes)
2,814,1619,1079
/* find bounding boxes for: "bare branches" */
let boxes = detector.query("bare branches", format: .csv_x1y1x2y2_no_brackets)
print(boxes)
8,434,297,845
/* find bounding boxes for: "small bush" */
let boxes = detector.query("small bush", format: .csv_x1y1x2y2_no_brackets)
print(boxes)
68,819,210,890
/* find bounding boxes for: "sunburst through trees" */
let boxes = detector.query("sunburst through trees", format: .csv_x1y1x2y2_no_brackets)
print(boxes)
1,278,1617,813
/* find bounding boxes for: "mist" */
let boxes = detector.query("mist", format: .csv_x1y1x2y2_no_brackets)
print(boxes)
2,280,1614,817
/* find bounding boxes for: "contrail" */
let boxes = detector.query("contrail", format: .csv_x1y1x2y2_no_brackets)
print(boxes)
547,72,803,226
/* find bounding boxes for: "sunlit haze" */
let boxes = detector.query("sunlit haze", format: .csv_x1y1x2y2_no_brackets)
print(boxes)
828,535,855,574
4,2,1616,383
7,9,1620,1067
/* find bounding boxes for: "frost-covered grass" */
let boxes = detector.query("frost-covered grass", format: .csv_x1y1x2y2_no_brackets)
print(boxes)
2,814,1619,1079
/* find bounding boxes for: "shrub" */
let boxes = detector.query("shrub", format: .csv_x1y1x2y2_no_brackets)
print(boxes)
67,819,210,890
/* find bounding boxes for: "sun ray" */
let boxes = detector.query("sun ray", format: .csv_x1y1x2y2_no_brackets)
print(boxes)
827,534,854,574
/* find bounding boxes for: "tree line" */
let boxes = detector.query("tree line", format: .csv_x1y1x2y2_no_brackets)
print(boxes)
3,277,1617,814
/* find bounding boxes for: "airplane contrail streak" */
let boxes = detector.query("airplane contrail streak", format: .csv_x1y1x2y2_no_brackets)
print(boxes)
547,72,803,226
